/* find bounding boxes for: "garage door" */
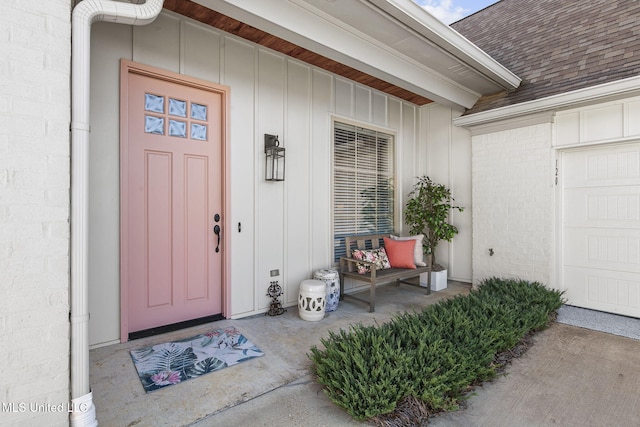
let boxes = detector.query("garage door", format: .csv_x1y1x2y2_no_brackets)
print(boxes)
562,143,640,318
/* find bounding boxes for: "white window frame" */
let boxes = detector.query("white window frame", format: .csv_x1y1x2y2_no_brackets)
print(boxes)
331,117,397,263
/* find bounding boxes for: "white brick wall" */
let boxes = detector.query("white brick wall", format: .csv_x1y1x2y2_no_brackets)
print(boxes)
0,1,71,426
472,123,554,286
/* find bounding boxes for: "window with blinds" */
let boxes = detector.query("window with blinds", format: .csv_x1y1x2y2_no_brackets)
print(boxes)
333,121,395,262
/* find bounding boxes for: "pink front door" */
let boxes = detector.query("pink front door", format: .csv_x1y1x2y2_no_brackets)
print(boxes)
120,61,227,336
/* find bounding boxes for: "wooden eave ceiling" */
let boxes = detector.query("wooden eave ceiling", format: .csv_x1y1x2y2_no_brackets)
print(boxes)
163,0,433,106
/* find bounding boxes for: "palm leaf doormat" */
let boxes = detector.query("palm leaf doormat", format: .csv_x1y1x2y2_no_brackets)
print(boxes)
130,326,264,392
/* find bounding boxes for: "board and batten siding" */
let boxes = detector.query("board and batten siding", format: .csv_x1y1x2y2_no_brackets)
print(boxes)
88,10,471,347
555,95,640,147
422,104,472,282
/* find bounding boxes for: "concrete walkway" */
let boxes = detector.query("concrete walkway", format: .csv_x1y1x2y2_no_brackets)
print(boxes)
429,323,640,427
90,282,640,426
196,323,640,427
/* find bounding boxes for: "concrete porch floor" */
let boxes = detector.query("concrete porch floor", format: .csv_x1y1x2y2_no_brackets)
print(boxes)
90,281,640,426
90,281,468,426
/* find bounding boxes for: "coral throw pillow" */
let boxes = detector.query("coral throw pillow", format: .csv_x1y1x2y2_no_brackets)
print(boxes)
383,237,416,269
390,234,426,267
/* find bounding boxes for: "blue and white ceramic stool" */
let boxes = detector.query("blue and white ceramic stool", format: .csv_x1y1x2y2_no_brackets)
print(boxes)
314,269,340,312
298,279,326,321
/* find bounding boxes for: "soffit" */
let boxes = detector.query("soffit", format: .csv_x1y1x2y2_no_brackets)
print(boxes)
299,0,518,91
180,0,520,110
163,0,432,105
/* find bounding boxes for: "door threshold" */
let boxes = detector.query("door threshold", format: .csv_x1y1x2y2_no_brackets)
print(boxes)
128,314,225,341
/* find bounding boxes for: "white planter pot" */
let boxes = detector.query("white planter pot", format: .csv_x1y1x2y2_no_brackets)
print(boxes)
420,269,448,291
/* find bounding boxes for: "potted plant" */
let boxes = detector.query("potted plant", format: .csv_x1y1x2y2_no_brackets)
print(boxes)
404,176,464,290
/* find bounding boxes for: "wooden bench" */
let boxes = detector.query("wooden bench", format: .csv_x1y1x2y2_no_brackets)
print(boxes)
338,233,430,312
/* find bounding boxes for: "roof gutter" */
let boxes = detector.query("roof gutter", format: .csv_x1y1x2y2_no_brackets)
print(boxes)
70,1,164,425
368,0,521,91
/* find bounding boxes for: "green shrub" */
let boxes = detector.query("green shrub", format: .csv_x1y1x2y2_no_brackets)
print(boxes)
308,277,563,421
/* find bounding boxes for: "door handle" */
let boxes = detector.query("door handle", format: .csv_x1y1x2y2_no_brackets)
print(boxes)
213,224,221,252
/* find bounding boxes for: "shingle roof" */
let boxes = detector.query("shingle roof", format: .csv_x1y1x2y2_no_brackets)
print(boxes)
451,0,640,114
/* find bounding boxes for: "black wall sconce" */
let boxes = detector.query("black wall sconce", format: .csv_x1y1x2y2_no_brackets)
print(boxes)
265,134,285,181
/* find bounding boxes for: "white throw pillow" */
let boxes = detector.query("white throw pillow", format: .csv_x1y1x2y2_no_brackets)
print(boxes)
390,234,426,266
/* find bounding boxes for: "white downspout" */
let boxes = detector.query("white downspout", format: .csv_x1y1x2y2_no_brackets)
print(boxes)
70,0,164,425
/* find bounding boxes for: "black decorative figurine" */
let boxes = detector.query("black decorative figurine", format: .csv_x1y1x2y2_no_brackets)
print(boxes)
266,281,286,316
